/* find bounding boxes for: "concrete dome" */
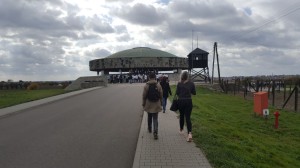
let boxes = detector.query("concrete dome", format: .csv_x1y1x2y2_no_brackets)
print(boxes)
106,47,179,58
89,47,188,74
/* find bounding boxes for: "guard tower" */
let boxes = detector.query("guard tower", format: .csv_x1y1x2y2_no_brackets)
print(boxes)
187,48,210,82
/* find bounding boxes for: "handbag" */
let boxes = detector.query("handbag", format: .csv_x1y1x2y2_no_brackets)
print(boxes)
170,94,179,111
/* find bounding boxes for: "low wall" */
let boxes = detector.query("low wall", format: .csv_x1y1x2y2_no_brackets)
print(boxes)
65,76,107,91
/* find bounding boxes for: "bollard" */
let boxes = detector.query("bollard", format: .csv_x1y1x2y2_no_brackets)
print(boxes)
274,111,280,129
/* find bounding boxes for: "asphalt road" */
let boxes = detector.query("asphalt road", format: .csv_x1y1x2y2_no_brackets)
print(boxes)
0,84,144,168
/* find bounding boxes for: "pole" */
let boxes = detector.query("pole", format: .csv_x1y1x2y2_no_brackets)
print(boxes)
212,42,216,84
216,42,222,88
295,86,298,111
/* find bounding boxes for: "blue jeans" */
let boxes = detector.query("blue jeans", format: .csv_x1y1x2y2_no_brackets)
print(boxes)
162,97,167,112
147,112,158,133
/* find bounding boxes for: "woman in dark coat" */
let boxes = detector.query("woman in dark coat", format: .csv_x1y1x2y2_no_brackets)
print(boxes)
176,71,196,142
160,76,172,113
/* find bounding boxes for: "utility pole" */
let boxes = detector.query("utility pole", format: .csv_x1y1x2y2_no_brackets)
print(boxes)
212,42,222,89
212,43,215,84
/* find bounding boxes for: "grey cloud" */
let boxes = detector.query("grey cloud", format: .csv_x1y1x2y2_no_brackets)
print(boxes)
85,48,111,59
87,16,114,33
92,48,111,58
0,0,67,30
115,3,167,25
140,1,253,44
166,20,195,38
114,25,128,34
116,34,132,42
169,0,236,19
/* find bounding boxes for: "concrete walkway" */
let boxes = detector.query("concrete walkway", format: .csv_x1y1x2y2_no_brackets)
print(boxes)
0,85,212,168
0,87,102,118
132,101,212,168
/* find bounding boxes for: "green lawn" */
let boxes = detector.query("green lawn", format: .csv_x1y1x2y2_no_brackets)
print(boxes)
171,85,300,168
0,89,67,108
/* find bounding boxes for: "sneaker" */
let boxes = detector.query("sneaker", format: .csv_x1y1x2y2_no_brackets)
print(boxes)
154,132,158,140
187,133,193,142
148,127,152,133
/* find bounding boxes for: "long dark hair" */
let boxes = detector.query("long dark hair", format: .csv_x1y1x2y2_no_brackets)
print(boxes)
181,71,189,82
161,76,167,83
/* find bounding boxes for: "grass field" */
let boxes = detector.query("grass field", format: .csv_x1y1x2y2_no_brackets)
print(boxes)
0,89,67,108
170,85,300,168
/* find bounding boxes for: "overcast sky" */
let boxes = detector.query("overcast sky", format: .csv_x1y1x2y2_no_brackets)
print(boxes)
0,0,299,81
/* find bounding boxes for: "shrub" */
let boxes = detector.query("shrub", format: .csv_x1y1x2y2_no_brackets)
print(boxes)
27,83,39,90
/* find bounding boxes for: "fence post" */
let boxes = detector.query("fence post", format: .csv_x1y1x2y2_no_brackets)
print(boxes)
255,80,259,92
244,80,247,99
225,80,228,94
295,86,298,112
234,79,236,95
272,80,275,106
284,80,286,101
267,81,271,98
237,78,240,93
282,86,296,110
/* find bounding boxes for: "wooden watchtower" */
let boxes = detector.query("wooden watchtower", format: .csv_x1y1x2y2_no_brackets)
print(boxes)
187,48,210,82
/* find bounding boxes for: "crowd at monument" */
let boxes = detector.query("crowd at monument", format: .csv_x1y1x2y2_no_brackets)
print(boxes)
108,73,169,84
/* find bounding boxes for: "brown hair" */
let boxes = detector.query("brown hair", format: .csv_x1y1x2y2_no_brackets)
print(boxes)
181,71,189,82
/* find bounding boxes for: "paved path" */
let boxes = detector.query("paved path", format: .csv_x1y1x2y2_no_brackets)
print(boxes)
0,85,143,168
0,84,212,168
0,87,102,118
133,99,212,168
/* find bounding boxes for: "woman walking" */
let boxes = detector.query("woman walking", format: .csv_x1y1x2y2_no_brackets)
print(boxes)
160,76,172,113
176,71,196,142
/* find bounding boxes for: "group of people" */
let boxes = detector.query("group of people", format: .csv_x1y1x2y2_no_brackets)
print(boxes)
142,71,196,142
108,73,170,84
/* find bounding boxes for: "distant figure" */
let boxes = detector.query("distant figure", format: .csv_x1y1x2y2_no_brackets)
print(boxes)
142,72,163,140
176,71,196,142
160,76,172,113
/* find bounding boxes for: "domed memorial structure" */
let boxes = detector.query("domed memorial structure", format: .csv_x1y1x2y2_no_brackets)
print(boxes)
89,47,188,75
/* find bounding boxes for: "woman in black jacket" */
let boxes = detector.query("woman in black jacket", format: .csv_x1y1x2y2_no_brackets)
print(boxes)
160,76,172,113
176,71,196,142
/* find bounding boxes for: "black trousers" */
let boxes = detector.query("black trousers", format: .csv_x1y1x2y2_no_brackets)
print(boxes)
178,99,193,133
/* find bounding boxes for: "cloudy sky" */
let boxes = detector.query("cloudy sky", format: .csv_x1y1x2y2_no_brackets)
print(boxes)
0,0,299,81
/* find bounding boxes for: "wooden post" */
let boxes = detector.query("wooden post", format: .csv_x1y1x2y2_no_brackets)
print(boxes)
244,80,247,99
226,80,228,94
212,43,216,84
234,79,236,95
282,86,296,109
268,81,271,98
272,80,275,106
237,78,240,93
284,80,286,101
256,80,259,92
215,43,222,89
295,86,298,112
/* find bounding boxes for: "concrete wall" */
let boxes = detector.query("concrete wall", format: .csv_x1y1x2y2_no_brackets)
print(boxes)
65,76,107,91
89,57,188,71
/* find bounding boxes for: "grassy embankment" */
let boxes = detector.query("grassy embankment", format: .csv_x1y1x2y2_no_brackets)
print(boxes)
170,85,300,168
0,89,67,108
